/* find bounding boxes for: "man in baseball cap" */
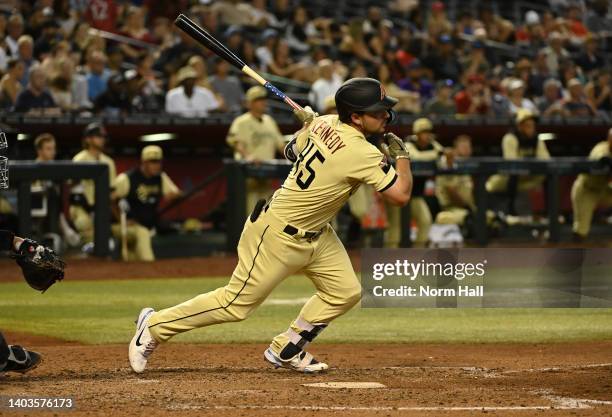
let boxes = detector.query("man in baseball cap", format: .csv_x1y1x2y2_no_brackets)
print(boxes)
335,77,398,125
70,122,116,245
111,145,181,261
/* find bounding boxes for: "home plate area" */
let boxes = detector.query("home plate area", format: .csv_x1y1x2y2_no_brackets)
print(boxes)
1,342,610,417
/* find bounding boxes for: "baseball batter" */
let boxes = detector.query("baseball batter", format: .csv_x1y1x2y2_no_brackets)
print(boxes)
129,78,413,373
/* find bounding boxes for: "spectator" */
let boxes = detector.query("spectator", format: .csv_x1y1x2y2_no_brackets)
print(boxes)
309,59,343,113
575,35,604,75
286,6,318,54
585,69,612,114
397,59,434,104
5,14,24,57
541,31,569,76
268,39,309,81
111,145,181,261
461,40,490,83
378,63,420,113
106,45,125,75
84,0,119,32
362,5,384,36
0,58,24,109
13,64,59,115
49,56,91,112
424,79,456,116
506,79,537,116
248,0,281,28
530,49,554,96
85,50,111,102
476,4,515,43
563,78,595,117
70,22,92,57
536,78,566,116
565,3,589,44
455,74,491,115
17,35,37,87
255,28,279,72
585,0,612,33
516,10,546,48
423,34,461,81
369,20,398,58
226,86,285,215
136,53,161,93
93,72,131,115
118,6,154,61
208,58,244,113
455,11,477,37
165,66,220,118
33,19,61,60
514,57,539,97
426,1,452,41
151,17,174,50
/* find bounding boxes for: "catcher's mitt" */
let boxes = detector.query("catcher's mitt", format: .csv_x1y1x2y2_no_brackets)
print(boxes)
11,239,65,292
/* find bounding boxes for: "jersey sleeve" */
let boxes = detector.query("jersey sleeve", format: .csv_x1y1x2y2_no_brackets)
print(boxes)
348,144,397,192
161,172,180,197
113,173,130,199
226,118,246,147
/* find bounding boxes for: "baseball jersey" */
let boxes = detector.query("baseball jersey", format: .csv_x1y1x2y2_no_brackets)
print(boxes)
501,132,550,159
227,112,284,161
435,174,475,210
269,114,397,231
575,141,611,191
72,149,116,206
405,137,444,196
114,170,179,228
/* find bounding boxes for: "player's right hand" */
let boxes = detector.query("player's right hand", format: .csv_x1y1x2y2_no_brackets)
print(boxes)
381,133,410,161
293,106,317,124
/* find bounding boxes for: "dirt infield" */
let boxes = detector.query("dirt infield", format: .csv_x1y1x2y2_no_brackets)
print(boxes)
1,331,611,417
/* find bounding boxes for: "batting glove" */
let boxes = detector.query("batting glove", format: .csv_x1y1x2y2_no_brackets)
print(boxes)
293,106,317,124
381,133,410,161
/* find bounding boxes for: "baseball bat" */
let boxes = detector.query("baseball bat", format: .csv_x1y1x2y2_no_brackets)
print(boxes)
174,14,303,111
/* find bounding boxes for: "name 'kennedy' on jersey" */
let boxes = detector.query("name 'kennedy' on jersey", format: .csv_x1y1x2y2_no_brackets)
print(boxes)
309,119,347,154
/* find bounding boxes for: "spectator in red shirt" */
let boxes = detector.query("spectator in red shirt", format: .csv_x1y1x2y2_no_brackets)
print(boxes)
455,74,491,115
84,0,119,33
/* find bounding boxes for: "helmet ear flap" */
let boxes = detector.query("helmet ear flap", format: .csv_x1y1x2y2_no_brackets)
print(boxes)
387,109,397,125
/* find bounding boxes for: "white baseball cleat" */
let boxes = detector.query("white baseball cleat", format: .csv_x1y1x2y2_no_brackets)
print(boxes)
264,347,329,373
128,307,158,373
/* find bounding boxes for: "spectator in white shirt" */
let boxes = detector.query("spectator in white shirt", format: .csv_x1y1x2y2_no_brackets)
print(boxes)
308,59,343,113
165,66,220,118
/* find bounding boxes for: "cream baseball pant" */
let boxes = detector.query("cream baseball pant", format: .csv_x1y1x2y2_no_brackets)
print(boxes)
147,209,361,355
111,223,155,261
385,197,432,247
571,180,612,237
69,205,94,243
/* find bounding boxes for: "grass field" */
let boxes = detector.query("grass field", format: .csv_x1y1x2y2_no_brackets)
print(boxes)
1,276,611,344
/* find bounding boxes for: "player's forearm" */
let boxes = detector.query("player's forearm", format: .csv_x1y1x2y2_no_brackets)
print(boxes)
395,158,413,202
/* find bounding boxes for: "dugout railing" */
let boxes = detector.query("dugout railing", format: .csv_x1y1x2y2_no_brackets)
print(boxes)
224,158,610,250
9,161,111,257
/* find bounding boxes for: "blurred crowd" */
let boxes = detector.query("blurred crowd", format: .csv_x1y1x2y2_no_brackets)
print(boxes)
0,0,610,118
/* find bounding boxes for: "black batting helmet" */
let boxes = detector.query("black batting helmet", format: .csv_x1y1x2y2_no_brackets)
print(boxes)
335,77,398,124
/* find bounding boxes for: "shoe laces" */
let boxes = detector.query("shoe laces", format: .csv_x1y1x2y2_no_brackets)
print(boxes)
143,339,158,358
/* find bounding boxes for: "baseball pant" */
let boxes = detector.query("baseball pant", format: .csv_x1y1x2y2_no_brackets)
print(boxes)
486,174,545,193
385,197,432,247
435,207,470,225
111,223,155,261
69,205,93,243
571,180,612,237
147,209,361,355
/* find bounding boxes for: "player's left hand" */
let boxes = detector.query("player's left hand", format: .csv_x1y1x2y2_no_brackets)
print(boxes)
11,238,65,293
293,106,317,124
381,133,410,161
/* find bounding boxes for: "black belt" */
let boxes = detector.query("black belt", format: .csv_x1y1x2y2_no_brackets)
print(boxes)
283,224,322,240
